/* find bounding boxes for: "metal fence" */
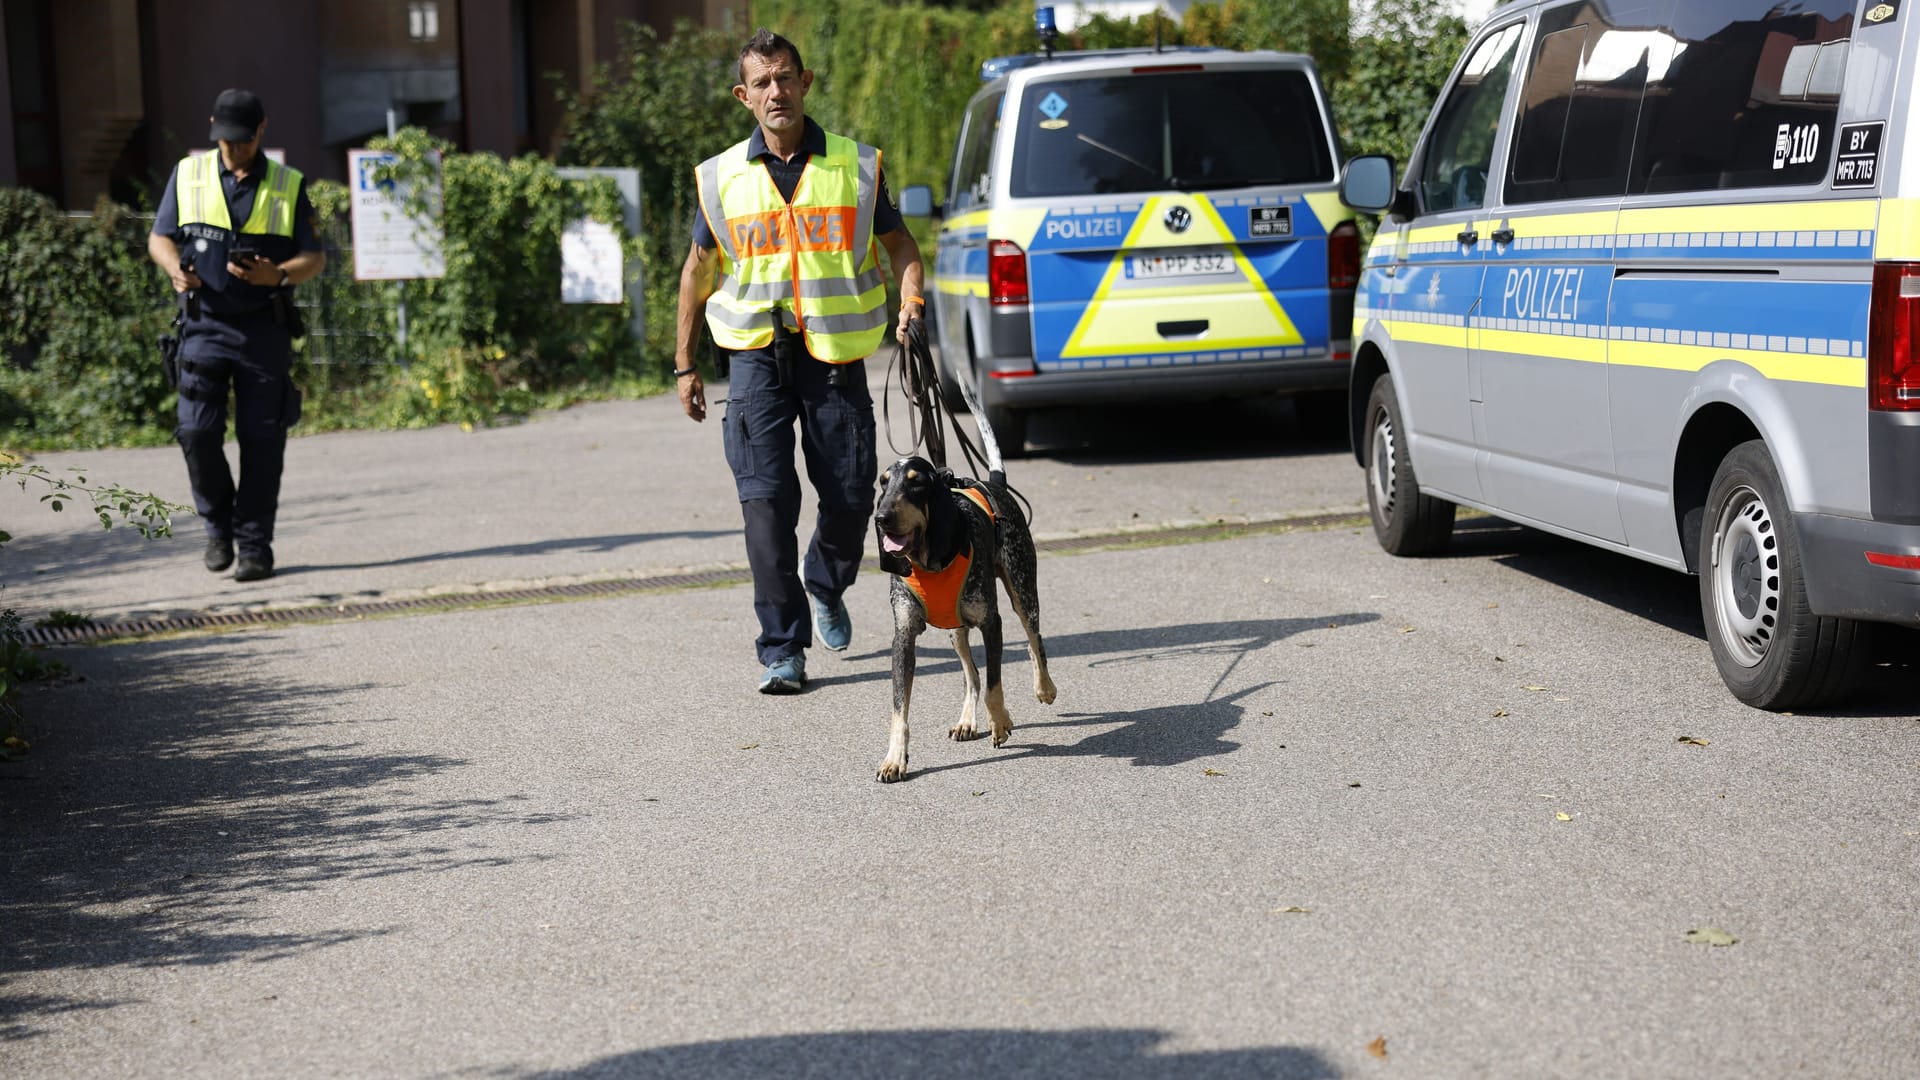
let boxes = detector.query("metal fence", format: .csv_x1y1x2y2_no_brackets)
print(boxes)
298,231,399,370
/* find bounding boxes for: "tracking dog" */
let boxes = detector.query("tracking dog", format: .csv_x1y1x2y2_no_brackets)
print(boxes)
874,452,1056,782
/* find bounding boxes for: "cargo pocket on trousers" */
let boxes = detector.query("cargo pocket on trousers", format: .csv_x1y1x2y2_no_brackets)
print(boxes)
721,393,756,482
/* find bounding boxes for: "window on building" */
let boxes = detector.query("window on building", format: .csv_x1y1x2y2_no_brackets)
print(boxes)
408,2,440,43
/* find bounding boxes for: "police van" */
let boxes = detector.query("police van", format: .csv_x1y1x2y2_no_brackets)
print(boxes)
901,41,1359,455
1338,0,1920,708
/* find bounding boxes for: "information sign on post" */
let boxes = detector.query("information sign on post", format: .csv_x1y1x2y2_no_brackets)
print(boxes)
347,148,446,281
555,167,644,346
560,219,624,304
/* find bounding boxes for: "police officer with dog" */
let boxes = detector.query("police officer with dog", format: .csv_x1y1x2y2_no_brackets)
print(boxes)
147,89,324,583
675,29,926,694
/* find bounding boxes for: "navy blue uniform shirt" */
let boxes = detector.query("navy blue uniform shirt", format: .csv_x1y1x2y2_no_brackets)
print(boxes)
692,117,903,249
152,152,323,317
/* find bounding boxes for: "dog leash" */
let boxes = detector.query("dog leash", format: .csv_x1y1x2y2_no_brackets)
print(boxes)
881,317,1034,524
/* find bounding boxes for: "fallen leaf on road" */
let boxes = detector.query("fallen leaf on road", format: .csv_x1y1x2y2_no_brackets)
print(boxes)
1523,685,1549,692
972,791,986,797
738,743,759,750
1348,782,1362,788
1555,812,1572,821
1678,736,1710,747
1684,928,1738,947
1367,1036,1388,1059
1486,602,1499,609
1400,625,1416,633
1273,906,1311,914
1262,577,1272,584
1262,710,1273,716
1493,708,1509,717
1204,768,1225,777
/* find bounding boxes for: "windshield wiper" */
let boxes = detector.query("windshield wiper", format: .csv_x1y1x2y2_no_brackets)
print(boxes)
1075,133,1157,177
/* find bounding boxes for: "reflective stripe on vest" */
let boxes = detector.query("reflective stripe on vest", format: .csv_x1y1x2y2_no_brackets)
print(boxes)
696,131,887,362
903,488,996,630
176,150,302,237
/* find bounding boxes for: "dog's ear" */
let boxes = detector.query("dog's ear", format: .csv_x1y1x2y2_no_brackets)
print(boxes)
922,470,966,569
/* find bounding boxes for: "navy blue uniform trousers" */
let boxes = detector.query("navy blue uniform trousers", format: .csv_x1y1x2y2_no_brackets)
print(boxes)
721,349,877,666
175,308,297,558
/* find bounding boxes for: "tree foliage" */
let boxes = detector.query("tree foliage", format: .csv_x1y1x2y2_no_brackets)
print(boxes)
1338,0,1470,163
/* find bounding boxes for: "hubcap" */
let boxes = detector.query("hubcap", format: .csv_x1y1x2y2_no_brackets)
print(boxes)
1369,409,1397,520
1709,484,1780,668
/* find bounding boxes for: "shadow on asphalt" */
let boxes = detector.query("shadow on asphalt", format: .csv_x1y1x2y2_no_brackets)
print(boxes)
818,615,1380,777
523,1028,1341,1079
284,528,740,576
0,634,573,1040
1026,394,1347,464
1439,515,1920,717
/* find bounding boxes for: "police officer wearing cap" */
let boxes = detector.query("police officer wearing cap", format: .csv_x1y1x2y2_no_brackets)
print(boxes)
676,28,925,694
147,89,325,582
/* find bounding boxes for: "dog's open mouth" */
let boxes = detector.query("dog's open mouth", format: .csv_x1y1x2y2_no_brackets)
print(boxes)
881,530,915,554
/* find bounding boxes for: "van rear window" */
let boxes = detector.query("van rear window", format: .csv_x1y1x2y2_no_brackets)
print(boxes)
1009,69,1333,198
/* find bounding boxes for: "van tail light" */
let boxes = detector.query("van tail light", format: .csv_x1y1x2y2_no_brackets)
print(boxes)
1328,221,1360,290
1869,262,1920,410
989,240,1029,306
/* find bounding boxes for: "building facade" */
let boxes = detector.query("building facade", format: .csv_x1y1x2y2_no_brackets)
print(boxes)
3,0,744,209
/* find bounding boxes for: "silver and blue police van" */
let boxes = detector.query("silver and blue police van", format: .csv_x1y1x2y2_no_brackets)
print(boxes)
902,15,1359,455
1339,0,1920,707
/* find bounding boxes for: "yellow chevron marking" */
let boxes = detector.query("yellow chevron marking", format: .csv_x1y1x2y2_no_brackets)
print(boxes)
1061,195,1300,358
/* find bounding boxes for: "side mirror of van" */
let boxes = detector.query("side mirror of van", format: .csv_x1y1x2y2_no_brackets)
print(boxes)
899,184,939,219
1340,155,1398,214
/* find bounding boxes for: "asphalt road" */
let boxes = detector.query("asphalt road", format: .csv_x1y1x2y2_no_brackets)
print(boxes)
4,377,1917,1078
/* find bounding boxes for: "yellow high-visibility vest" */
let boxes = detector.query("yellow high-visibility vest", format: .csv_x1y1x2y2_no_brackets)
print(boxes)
696,130,887,362
175,149,302,237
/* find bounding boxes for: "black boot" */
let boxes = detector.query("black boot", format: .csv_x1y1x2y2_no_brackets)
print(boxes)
204,536,235,572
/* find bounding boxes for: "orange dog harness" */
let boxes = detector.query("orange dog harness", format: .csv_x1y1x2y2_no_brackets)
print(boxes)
903,487,995,629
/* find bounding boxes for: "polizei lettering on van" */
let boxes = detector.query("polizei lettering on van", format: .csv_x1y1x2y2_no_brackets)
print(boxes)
1042,216,1125,242
1501,265,1585,321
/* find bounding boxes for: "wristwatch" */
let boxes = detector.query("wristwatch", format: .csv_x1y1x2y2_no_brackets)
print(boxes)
673,366,699,377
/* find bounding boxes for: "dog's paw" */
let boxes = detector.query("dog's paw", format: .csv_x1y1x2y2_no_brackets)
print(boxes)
991,718,1012,747
1035,672,1057,705
948,719,983,742
876,756,909,783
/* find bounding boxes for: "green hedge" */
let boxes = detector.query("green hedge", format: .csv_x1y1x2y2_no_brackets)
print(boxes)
0,139,657,449
0,191,176,448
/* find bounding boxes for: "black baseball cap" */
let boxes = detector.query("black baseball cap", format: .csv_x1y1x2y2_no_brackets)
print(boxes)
209,89,265,142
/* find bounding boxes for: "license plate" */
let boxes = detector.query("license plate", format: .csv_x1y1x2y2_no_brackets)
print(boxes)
1125,249,1236,279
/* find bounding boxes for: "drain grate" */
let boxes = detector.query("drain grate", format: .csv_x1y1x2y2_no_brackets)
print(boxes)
21,509,1364,646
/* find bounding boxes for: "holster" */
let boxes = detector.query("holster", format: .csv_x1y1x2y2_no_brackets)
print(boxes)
771,316,798,389
157,297,187,388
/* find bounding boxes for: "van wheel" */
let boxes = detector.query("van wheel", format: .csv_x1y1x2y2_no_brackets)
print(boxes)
1364,374,1454,555
1699,440,1861,709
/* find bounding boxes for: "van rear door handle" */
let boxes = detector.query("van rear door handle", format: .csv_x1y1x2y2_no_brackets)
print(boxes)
1157,320,1208,338
1491,227,1516,244
1457,228,1479,245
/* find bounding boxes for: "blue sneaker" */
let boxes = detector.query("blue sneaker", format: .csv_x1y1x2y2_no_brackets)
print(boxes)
758,654,807,694
812,594,852,652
